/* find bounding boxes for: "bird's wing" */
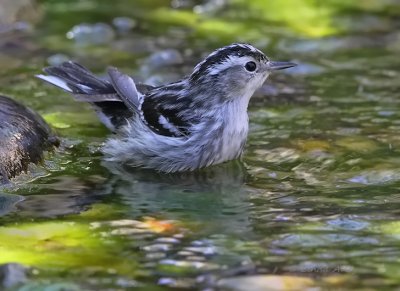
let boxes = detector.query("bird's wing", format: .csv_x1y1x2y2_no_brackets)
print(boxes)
37,61,158,132
107,67,144,112
139,83,194,138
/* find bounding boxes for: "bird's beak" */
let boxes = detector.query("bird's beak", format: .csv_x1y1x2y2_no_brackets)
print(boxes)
267,61,297,71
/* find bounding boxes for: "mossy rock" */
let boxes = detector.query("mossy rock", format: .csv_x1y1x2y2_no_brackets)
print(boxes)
0,95,59,183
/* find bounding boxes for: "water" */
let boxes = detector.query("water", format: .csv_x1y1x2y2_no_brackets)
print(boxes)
1,0,400,289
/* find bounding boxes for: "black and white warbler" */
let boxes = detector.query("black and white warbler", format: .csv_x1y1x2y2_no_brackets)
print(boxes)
37,43,296,172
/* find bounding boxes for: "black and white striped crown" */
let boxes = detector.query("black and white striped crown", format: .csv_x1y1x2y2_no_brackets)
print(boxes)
190,43,268,81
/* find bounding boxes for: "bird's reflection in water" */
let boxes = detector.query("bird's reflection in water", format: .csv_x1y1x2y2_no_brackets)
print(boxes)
14,174,111,218
0,193,24,217
103,160,254,235
10,160,255,237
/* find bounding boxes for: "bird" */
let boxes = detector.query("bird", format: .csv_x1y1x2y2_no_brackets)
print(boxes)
37,43,296,173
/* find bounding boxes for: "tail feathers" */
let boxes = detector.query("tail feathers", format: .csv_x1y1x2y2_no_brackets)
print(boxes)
37,61,135,132
36,61,115,95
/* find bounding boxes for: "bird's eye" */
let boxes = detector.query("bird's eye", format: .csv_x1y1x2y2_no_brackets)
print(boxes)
245,61,257,72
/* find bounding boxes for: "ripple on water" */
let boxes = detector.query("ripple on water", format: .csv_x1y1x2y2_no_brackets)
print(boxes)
347,170,400,186
326,217,370,231
0,193,24,217
2,0,400,289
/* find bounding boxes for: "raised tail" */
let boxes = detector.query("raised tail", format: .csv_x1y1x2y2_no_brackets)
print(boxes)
37,61,132,131
36,61,122,102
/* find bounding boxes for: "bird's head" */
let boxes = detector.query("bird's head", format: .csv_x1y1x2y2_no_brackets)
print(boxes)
189,43,296,101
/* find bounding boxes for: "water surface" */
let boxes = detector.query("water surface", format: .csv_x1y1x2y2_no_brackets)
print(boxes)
1,0,400,289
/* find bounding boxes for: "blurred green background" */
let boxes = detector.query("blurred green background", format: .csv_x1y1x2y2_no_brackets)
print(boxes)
1,0,400,290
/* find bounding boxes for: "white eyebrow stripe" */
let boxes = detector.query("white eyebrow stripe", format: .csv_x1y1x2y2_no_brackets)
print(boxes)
206,55,258,75
207,56,240,75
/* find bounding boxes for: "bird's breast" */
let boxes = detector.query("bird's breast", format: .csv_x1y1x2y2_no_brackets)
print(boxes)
215,99,249,163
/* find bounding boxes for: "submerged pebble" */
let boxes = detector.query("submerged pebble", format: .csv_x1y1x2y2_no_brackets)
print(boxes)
112,17,136,33
154,237,181,244
347,170,400,185
184,246,218,256
47,53,70,66
284,62,325,75
142,49,184,71
217,275,314,291
194,0,227,14
0,22,32,34
171,0,197,9
144,73,181,87
0,194,24,216
0,263,28,289
142,243,172,252
66,23,115,45
159,259,217,270
158,277,195,288
140,49,184,85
